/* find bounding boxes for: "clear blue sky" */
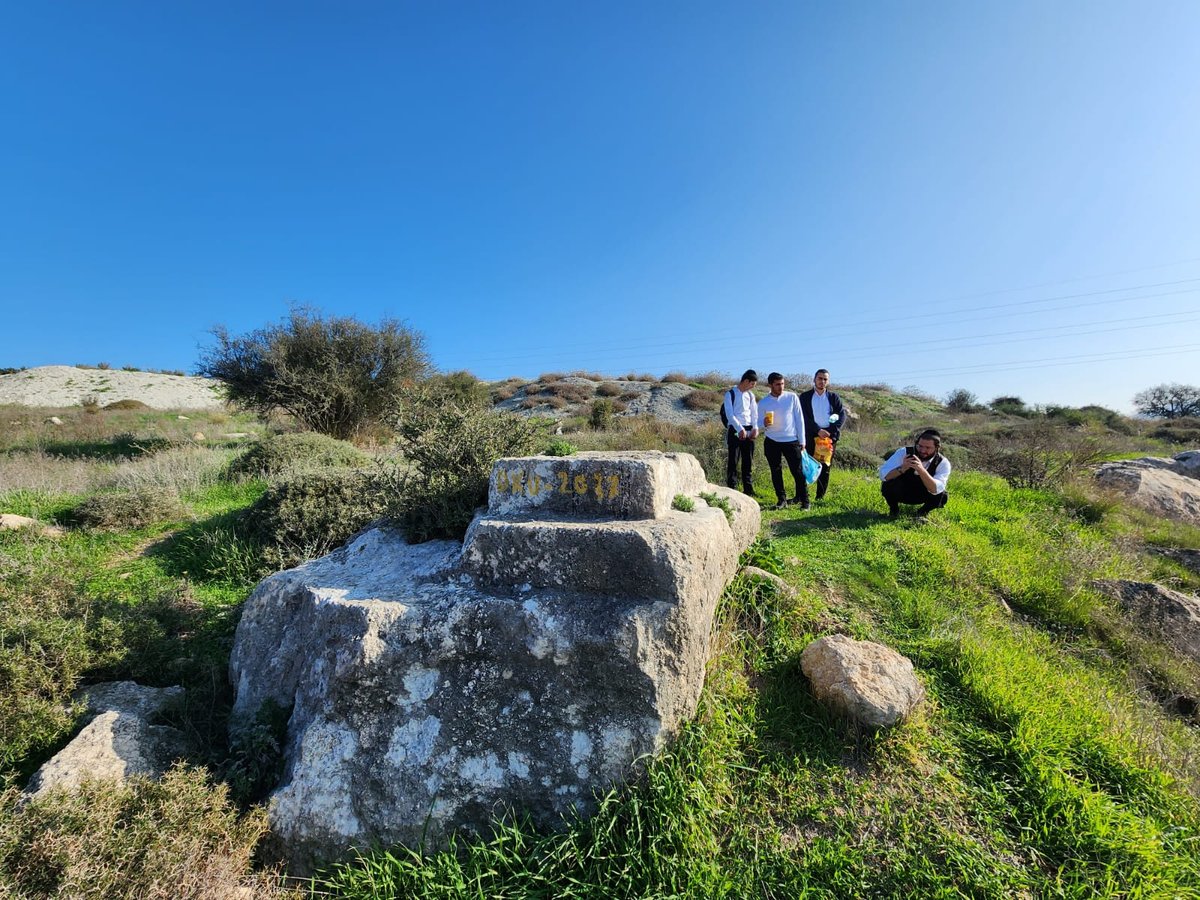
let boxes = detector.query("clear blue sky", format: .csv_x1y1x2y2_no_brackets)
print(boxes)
3,1,1198,411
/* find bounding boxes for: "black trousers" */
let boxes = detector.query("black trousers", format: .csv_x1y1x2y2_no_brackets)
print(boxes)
725,427,754,491
763,437,809,504
881,474,949,512
804,436,834,499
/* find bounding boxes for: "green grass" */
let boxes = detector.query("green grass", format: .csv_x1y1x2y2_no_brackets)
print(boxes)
318,469,1200,898
4,407,1200,897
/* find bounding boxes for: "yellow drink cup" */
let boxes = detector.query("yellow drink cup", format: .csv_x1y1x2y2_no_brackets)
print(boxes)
764,411,775,426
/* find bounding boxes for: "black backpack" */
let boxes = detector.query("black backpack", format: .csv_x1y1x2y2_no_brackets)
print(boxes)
719,388,737,427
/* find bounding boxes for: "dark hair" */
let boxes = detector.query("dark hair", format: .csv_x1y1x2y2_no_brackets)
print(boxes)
916,428,942,450
740,369,758,383
767,372,784,384
814,368,829,378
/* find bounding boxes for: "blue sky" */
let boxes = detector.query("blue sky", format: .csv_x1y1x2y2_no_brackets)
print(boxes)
2,1,1198,411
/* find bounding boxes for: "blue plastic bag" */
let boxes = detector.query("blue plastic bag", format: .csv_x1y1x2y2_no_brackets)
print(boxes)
800,449,821,484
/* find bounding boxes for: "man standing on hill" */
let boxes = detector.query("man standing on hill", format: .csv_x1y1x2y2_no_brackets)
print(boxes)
723,369,759,496
799,368,845,502
757,372,809,511
879,429,951,517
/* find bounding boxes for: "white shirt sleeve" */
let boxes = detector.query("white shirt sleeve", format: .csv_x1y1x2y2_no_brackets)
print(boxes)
879,448,906,480
748,394,758,429
930,457,951,494
792,394,805,445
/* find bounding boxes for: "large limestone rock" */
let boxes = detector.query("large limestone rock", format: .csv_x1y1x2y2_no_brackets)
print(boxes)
800,634,925,729
1094,455,1200,524
1092,579,1200,662
25,682,186,797
0,513,64,538
229,451,759,870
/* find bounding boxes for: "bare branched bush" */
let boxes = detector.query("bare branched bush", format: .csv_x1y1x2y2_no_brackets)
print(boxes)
73,487,187,530
682,390,725,411
970,423,1108,489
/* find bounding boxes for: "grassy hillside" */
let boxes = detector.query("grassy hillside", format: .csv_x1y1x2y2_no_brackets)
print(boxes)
1,397,1199,897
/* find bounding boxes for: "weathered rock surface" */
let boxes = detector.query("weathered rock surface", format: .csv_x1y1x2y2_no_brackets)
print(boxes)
800,634,925,729
1094,456,1200,524
1092,579,1200,662
1173,450,1200,479
1150,547,1200,576
25,682,186,797
741,566,795,599
230,451,759,870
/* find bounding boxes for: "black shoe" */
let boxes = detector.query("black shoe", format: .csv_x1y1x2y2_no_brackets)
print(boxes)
744,488,757,498
887,503,900,518
774,499,789,510
800,502,811,510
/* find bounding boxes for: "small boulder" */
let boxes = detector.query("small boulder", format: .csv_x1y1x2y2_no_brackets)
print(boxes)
0,513,64,538
1149,547,1200,576
1092,579,1200,662
192,431,205,441
801,634,925,729
45,416,63,426
741,566,795,599
1094,458,1200,525
25,682,187,797
1174,450,1200,479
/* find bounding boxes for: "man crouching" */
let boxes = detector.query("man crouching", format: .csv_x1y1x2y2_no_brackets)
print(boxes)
879,429,950,517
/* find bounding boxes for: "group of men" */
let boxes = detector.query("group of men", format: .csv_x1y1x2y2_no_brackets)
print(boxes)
723,369,950,517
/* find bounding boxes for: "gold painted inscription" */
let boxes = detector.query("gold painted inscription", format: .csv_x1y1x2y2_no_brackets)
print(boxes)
497,467,621,499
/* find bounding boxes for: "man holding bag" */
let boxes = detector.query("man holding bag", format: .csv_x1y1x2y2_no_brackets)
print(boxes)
758,372,809,511
799,368,845,502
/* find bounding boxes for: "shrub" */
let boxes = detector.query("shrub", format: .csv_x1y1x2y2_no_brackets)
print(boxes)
0,766,284,899
661,372,689,384
434,370,491,407
545,439,577,457
596,383,623,397
830,445,882,471
384,387,546,542
970,423,1107,489
225,432,370,481
72,487,186,530
197,307,432,439
242,468,386,568
589,399,613,430
1150,417,1200,445
101,399,150,411
945,388,980,413
672,494,695,512
682,390,724,411
80,395,100,414
991,395,1032,417
539,381,594,403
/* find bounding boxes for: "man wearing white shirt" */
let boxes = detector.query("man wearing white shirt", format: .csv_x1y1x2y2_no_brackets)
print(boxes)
879,429,951,517
757,372,809,511
722,369,760,496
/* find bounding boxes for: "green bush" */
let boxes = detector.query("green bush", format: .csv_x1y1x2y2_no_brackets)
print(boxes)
545,439,577,457
682,390,724,411
672,494,695,512
589,399,613,430
243,468,387,567
830,445,883,471
384,389,545,542
0,766,280,899
198,307,432,439
72,487,186,530
225,432,370,481
101,399,150,411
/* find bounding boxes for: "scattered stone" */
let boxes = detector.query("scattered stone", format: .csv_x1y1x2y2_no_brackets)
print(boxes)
1174,450,1200,479
1094,458,1200,525
800,634,925,729
25,682,187,798
192,431,205,441
1092,579,1200,663
230,451,759,870
45,416,63,426
0,513,65,538
741,566,795,599
1149,547,1200,576
177,415,190,420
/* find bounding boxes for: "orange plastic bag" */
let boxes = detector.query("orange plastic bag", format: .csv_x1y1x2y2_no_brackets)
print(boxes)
813,435,834,465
